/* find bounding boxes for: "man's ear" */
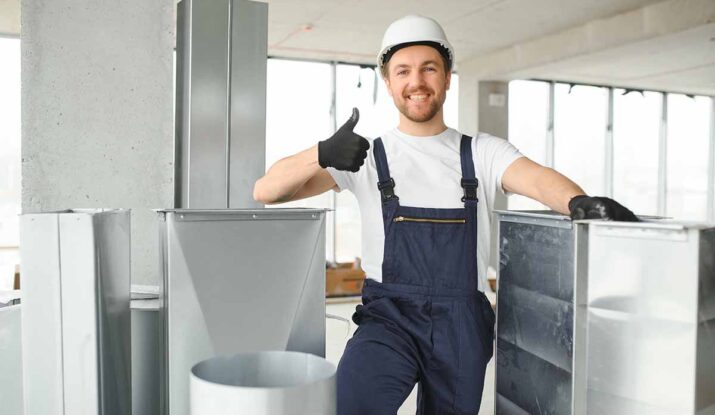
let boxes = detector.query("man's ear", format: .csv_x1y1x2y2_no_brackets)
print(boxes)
384,77,393,97
445,70,452,91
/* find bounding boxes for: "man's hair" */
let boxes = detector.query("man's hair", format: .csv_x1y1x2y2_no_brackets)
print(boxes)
380,41,452,79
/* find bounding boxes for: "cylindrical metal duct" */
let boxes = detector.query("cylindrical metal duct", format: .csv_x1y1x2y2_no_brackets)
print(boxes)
190,351,336,415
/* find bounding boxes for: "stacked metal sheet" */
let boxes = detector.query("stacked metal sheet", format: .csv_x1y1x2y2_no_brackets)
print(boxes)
19,209,131,415
158,208,327,415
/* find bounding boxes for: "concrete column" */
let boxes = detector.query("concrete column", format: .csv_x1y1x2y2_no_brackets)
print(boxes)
459,78,510,276
21,0,175,286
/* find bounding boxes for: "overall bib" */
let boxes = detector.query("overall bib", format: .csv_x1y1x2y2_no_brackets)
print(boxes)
336,135,496,415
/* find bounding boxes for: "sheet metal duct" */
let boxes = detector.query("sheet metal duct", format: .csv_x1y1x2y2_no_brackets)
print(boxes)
495,211,576,414
175,0,267,209
19,209,131,415
131,286,162,415
574,221,715,414
190,351,337,415
496,211,715,414
158,209,327,415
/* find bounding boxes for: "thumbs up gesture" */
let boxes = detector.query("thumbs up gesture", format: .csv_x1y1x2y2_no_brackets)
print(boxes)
318,108,370,172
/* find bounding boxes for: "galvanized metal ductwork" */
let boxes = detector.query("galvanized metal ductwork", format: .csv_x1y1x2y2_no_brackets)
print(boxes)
495,211,715,414
175,0,267,209
158,209,327,415
19,209,131,415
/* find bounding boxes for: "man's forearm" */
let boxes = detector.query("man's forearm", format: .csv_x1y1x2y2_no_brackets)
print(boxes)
532,166,585,214
253,145,321,204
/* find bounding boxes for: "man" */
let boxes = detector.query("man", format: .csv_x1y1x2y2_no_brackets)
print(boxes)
254,14,636,415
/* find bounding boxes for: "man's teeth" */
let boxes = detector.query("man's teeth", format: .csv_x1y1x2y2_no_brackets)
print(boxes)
409,95,428,101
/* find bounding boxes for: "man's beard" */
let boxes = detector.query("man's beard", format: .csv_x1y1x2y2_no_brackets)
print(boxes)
396,89,445,123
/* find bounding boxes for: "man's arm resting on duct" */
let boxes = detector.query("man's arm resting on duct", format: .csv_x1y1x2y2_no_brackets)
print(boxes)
253,144,338,205
501,157,585,215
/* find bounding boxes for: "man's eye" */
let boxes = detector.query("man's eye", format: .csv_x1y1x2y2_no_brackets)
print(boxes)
424,67,436,72
397,70,407,76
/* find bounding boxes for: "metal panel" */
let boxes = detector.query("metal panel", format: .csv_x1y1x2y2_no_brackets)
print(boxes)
159,208,327,415
0,304,23,415
581,221,714,414
58,214,101,414
20,209,131,415
176,0,267,209
177,0,230,208
495,210,575,415
20,213,65,414
697,229,715,414
228,0,267,208
131,292,162,415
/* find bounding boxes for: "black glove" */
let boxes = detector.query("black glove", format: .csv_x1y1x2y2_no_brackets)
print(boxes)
318,108,370,172
569,195,639,222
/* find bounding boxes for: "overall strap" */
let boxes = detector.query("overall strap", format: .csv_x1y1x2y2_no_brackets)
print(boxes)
459,135,479,207
373,138,399,204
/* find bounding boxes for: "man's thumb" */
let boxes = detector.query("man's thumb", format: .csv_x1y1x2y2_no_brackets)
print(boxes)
341,107,360,131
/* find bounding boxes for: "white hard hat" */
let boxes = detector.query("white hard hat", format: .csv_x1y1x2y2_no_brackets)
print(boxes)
377,15,454,73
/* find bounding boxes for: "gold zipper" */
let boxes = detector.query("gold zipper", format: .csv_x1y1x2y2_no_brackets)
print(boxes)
393,216,466,224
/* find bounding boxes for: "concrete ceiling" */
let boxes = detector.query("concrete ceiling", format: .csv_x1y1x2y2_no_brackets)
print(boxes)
2,0,713,95
261,0,715,96
262,0,663,64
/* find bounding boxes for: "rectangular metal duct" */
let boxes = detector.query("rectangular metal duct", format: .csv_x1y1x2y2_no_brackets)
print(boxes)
574,221,715,414
19,209,131,415
175,0,267,209
131,286,162,415
158,208,327,415
496,211,715,414
495,210,576,414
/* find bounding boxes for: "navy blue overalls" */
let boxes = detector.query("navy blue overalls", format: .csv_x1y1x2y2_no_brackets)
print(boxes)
336,135,496,415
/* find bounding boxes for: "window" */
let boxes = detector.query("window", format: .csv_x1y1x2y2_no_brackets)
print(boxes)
0,37,21,290
666,94,710,220
508,79,713,220
266,58,460,263
553,84,608,196
264,58,335,257
612,90,661,216
507,80,550,210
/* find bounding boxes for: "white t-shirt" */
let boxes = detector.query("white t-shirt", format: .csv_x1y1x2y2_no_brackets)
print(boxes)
328,127,523,292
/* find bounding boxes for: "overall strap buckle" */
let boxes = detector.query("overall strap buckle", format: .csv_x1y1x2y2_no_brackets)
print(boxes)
461,178,479,202
377,178,398,203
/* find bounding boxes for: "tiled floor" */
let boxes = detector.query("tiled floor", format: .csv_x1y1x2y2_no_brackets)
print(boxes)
326,297,496,415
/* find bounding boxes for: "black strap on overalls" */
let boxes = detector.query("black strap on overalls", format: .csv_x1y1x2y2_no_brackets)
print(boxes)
373,135,479,207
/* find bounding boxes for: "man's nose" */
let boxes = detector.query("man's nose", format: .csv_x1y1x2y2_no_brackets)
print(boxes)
407,70,427,87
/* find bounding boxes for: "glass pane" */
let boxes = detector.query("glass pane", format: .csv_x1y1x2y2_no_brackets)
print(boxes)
612,89,661,216
554,83,608,196
666,94,710,220
444,73,459,129
333,64,386,263
507,80,550,210
0,38,21,289
336,65,396,139
265,58,333,210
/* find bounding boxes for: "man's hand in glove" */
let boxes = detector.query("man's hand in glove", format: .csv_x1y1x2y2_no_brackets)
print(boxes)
568,195,639,222
318,108,370,172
